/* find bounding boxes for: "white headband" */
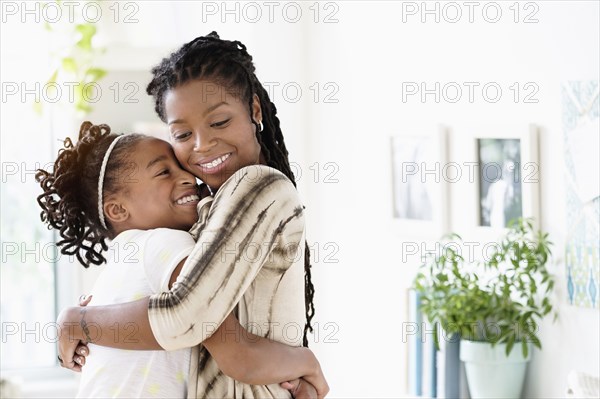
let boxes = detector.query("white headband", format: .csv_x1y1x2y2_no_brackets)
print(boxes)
97,135,124,230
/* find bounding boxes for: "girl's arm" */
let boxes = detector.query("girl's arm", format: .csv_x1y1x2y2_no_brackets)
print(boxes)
58,300,327,393
60,257,327,391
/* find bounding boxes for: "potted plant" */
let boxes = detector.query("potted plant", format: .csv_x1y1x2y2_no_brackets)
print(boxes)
413,218,556,399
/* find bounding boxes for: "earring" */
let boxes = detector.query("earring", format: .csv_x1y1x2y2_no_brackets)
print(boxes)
258,121,263,133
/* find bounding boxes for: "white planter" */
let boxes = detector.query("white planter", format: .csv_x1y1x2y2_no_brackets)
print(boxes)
460,339,531,399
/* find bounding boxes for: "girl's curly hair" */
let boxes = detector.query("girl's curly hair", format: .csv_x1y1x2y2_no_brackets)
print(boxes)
36,121,144,267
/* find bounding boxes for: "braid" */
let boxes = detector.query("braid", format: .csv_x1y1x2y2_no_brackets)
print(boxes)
147,32,316,346
36,122,144,267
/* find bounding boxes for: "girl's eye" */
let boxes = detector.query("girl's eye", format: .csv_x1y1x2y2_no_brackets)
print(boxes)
173,131,191,141
211,119,230,128
157,169,169,176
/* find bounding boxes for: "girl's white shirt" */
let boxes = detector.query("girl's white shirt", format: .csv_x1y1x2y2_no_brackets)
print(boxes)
76,228,195,398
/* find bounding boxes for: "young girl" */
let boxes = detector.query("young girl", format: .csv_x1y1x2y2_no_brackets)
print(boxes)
56,32,327,398
37,121,326,397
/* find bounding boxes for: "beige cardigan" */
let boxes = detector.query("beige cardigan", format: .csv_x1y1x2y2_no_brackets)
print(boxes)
148,165,306,398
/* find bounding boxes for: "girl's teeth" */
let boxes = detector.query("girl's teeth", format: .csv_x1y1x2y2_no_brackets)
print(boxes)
201,154,230,169
177,194,199,205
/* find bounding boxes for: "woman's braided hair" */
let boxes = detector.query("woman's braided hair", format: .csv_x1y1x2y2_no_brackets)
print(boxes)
146,31,316,346
36,122,145,267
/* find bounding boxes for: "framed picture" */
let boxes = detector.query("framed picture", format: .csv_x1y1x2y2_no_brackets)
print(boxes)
390,126,449,237
451,124,540,236
561,80,599,308
477,137,525,228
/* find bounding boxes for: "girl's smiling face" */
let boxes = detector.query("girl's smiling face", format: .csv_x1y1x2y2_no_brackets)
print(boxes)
104,137,200,233
164,79,264,190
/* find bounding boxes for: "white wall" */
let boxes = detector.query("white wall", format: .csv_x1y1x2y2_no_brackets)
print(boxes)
302,1,599,398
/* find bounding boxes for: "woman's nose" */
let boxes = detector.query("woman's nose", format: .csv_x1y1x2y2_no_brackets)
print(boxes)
193,130,216,153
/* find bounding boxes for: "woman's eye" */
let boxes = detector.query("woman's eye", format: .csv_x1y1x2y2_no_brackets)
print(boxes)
211,119,230,128
157,169,169,176
173,131,191,140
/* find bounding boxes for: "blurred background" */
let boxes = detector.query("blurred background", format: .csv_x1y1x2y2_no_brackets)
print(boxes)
1,1,598,398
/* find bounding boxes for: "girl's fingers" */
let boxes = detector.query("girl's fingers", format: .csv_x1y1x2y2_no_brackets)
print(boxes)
76,343,89,356
280,378,301,392
73,355,85,366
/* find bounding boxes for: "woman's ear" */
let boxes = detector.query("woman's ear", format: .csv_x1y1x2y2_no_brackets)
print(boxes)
104,199,129,225
252,93,262,125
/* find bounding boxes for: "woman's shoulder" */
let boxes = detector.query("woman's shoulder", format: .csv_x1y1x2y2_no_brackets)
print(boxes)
214,165,305,242
219,164,298,198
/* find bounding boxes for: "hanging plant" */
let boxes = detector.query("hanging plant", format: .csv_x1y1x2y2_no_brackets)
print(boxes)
36,1,107,115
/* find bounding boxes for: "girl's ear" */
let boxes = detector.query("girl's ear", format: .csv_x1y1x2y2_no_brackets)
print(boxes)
104,199,129,225
252,94,262,125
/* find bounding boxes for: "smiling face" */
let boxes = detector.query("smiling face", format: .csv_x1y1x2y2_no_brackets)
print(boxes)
164,79,264,190
103,137,200,233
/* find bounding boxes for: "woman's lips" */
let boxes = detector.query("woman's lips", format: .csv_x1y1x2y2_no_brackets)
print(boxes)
196,153,231,174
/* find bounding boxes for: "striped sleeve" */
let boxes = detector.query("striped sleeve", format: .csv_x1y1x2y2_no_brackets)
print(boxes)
148,165,305,351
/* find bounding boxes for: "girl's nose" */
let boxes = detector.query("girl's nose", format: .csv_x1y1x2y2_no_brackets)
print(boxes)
175,167,196,185
180,173,195,185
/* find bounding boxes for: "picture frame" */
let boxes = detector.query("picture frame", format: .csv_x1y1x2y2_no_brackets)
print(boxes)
390,126,449,238
450,124,540,238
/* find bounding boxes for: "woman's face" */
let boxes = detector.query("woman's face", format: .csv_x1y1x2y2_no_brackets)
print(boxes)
164,79,263,190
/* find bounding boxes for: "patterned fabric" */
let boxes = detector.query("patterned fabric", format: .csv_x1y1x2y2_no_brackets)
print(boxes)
77,228,194,398
148,165,307,398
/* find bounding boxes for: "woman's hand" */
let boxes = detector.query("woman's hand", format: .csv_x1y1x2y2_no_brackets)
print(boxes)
56,295,92,372
281,378,319,399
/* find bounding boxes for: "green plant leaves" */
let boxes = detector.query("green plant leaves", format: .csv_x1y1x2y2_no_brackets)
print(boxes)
85,67,106,82
75,24,97,51
37,16,106,116
61,57,77,74
412,217,556,356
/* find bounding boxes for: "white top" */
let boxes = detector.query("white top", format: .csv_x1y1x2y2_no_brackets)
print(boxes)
77,228,195,398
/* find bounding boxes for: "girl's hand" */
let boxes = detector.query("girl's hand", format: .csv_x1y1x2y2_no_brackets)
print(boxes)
56,295,92,372
284,349,328,399
75,295,92,360
281,378,318,399
301,357,329,399
74,295,92,365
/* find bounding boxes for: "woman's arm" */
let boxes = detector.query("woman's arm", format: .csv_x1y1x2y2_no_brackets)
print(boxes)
204,313,327,394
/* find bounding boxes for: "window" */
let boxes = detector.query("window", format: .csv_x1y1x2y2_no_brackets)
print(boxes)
0,22,80,393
